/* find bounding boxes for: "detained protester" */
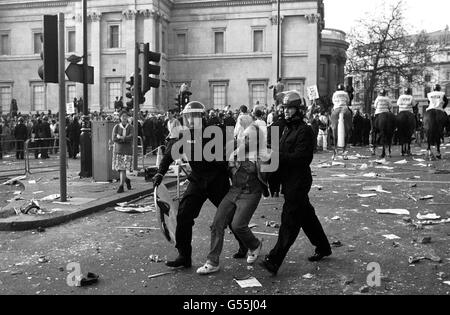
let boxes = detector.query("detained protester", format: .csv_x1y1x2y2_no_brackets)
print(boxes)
260,91,332,275
153,101,247,268
197,120,270,275
112,110,133,194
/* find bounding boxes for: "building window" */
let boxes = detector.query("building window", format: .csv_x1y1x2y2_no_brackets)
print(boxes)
209,81,228,109
1,33,10,55
107,82,122,109
67,30,76,53
176,33,187,55
109,25,120,48
286,81,305,97
214,31,224,54
32,84,45,111
253,30,263,52
0,86,12,114
248,80,268,107
66,84,76,103
424,74,431,82
33,32,42,54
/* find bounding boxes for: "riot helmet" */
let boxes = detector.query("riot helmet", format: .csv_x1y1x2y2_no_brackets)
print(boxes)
181,101,205,129
433,84,441,92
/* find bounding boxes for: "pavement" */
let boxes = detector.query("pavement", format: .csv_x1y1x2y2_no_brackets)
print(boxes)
0,142,449,295
0,154,179,231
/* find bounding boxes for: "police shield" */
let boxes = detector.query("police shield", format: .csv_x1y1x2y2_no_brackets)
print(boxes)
154,183,178,244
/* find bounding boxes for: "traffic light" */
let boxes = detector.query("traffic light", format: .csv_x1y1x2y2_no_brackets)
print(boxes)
38,15,59,83
126,76,134,110
142,43,161,94
180,91,192,109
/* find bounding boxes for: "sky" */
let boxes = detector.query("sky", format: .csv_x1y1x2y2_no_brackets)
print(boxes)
323,0,450,34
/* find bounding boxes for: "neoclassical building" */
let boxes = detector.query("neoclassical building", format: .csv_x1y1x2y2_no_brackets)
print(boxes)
0,0,348,114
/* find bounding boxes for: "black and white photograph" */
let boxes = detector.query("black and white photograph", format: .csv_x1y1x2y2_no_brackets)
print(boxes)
0,0,449,302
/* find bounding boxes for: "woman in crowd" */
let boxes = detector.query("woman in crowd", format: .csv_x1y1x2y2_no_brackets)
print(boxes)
112,110,134,193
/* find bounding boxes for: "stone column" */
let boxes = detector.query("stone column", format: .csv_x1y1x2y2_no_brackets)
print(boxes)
305,13,321,89
89,12,102,112
141,9,158,112
122,10,138,82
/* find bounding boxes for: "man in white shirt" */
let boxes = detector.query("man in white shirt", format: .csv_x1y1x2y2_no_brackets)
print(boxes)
397,88,415,113
234,105,254,140
427,84,448,112
166,109,181,140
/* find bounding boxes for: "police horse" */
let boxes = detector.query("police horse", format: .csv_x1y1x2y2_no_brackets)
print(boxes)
396,110,417,156
371,112,396,158
423,109,448,160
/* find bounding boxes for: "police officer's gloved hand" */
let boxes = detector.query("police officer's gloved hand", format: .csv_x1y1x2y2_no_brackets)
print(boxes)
152,173,163,187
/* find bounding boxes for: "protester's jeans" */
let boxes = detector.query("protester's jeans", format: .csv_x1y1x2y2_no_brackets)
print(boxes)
207,189,261,266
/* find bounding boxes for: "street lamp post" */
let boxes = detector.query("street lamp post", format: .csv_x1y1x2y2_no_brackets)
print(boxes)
277,0,281,79
79,0,92,178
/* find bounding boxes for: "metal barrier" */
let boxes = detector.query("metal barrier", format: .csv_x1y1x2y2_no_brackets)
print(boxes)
24,138,68,175
0,138,27,178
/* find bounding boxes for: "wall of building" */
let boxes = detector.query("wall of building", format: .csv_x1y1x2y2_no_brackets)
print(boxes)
0,0,347,115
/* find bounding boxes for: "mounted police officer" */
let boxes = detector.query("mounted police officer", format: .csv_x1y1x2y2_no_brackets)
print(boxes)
427,84,448,112
260,91,332,275
153,101,246,268
374,89,392,117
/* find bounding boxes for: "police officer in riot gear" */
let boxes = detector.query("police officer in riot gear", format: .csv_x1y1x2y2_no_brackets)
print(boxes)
260,91,332,275
153,101,246,268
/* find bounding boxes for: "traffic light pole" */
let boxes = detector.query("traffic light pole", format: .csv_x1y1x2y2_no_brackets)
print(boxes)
80,0,92,178
133,42,140,171
58,13,67,202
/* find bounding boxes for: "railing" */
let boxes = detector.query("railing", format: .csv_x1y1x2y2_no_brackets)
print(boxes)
24,138,68,175
0,139,27,178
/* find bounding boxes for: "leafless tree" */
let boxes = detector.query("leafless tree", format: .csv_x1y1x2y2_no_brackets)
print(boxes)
346,0,440,114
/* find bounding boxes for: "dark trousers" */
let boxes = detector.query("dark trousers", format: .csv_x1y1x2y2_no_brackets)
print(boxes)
34,140,41,158
268,189,330,267
175,175,246,258
268,173,281,196
40,139,49,158
16,141,24,160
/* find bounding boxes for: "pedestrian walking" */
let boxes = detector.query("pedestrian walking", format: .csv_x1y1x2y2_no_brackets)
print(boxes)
112,111,133,194
260,91,332,275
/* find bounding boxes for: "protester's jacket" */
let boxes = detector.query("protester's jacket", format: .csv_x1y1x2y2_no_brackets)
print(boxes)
158,127,229,183
112,123,133,155
278,115,314,192
38,121,52,138
14,124,28,141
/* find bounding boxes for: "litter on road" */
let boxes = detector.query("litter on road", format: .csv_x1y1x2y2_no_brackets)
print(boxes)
419,195,434,200
302,273,314,279
376,209,410,215
114,205,155,213
148,271,176,279
116,226,160,230
416,213,441,220
363,185,391,193
234,276,262,288
331,216,341,221
253,231,279,237
394,160,408,165
383,234,401,240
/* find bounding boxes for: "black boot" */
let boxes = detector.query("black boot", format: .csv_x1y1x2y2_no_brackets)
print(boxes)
117,186,124,194
307,248,332,262
259,256,279,275
166,256,192,268
125,178,131,190
233,248,248,259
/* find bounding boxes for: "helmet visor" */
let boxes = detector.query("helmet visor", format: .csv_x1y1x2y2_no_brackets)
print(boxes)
182,112,203,129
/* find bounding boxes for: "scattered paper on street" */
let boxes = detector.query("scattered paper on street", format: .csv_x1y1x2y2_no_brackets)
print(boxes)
394,160,408,165
419,195,434,200
416,213,441,220
363,185,391,194
383,234,401,240
234,276,262,288
376,209,410,215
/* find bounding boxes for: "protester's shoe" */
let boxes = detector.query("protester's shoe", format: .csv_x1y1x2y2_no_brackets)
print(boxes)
196,262,220,275
259,256,279,275
308,249,332,262
166,256,192,269
125,178,131,190
117,186,124,194
233,248,248,259
247,239,263,264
